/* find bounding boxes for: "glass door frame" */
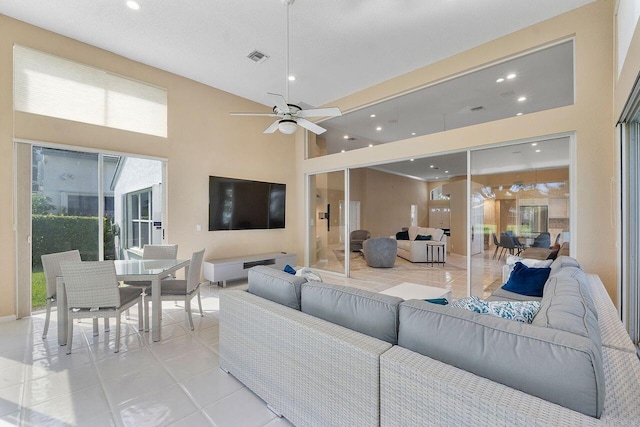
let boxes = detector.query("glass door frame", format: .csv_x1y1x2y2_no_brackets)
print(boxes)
14,138,168,318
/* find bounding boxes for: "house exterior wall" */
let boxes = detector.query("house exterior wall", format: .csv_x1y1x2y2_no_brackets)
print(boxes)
296,0,620,302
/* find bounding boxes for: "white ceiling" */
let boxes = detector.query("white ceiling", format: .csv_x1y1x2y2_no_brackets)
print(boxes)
0,0,595,109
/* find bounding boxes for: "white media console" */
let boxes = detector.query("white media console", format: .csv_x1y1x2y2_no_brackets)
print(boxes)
203,252,297,287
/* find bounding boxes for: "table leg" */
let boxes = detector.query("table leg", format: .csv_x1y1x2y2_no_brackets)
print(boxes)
56,277,68,346
152,276,161,342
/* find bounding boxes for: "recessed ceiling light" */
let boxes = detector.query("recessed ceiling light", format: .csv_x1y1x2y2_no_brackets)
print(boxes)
516,112,523,116
126,0,140,10
435,177,439,179
370,114,376,118
430,165,434,168
410,159,415,162
411,132,416,136
376,126,382,131
341,149,346,153
507,73,517,79
445,170,449,173
288,75,296,81
368,144,373,147
535,149,541,153
531,142,538,146
343,135,349,139
496,78,505,83
518,96,527,102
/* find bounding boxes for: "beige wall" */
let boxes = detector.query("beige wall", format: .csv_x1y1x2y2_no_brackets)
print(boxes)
350,168,429,238
0,15,299,318
296,0,618,301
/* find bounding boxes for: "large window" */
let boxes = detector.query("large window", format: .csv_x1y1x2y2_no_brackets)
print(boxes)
14,45,167,137
126,189,153,249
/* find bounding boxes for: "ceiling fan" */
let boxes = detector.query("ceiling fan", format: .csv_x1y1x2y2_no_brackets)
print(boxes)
230,0,342,135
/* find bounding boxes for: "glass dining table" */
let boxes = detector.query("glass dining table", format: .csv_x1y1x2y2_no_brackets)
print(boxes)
56,258,190,345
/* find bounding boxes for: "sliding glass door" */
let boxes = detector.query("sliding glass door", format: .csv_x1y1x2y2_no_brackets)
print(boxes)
308,171,346,274
469,137,571,298
15,142,166,316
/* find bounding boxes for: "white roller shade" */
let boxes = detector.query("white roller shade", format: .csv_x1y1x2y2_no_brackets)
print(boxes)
14,45,167,138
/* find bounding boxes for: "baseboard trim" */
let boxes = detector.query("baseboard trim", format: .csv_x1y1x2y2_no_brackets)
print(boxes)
0,314,17,323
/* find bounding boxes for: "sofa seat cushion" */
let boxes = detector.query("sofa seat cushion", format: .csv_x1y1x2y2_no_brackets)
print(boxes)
248,266,307,310
398,299,605,417
301,282,402,344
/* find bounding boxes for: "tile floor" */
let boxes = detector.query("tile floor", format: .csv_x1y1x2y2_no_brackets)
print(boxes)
0,255,506,426
0,282,294,427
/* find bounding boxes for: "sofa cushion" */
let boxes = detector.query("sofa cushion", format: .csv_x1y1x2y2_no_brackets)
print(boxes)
487,287,543,302
398,300,605,417
408,226,444,242
301,282,402,344
501,262,550,297
248,266,307,310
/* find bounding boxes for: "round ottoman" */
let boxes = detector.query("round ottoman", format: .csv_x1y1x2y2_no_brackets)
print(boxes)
363,237,397,268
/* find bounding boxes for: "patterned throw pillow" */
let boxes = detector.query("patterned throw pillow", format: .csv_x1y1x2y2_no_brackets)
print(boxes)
449,296,489,313
450,296,540,323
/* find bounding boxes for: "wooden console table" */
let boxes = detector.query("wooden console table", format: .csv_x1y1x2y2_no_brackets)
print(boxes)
203,252,296,287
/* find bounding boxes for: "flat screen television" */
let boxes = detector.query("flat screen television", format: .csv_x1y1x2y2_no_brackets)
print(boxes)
209,176,286,230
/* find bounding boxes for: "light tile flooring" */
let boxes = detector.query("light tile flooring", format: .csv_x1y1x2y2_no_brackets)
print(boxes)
0,254,506,426
0,283,294,427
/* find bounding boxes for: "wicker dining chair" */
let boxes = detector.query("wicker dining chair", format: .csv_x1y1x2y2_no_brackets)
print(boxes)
41,250,81,339
145,249,205,331
60,260,143,354
125,244,178,331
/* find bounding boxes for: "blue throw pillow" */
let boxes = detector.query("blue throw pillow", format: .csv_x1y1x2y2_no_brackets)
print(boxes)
502,262,550,297
396,230,410,240
283,264,296,275
415,234,432,241
424,298,448,305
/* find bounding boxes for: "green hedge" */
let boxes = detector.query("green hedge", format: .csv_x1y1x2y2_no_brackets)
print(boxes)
32,215,115,268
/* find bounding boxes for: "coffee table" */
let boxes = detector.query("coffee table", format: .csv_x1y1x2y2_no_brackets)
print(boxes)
379,282,452,301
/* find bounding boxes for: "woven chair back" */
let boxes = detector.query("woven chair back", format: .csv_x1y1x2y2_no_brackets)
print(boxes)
142,244,178,260
41,250,81,299
60,261,120,309
186,249,205,293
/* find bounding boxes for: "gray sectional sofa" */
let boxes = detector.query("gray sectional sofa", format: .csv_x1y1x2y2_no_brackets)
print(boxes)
219,259,640,426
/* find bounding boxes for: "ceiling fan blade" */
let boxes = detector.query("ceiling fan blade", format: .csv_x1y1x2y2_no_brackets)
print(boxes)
264,120,281,134
297,107,342,118
296,118,327,135
230,112,279,117
267,92,290,114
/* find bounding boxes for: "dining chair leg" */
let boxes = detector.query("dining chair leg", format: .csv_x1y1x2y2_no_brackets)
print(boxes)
197,290,203,317
42,298,52,339
492,246,499,260
115,315,121,353
186,298,195,331
66,317,74,355
137,301,143,331
93,318,99,336
144,298,150,332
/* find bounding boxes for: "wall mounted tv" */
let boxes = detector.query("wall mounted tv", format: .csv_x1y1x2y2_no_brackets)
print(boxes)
209,176,286,231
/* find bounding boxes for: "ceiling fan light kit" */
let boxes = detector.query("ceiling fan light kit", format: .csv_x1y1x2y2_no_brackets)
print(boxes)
230,0,341,135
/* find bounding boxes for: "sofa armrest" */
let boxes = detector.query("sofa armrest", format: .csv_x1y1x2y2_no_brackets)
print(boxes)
380,346,602,426
220,290,391,427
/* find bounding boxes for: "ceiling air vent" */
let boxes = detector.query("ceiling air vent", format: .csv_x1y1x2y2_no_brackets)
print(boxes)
247,50,269,63
470,106,484,112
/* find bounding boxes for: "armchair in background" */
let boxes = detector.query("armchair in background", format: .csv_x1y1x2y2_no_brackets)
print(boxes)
350,230,371,252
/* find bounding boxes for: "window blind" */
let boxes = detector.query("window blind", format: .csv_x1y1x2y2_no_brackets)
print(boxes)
14,45,167,138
